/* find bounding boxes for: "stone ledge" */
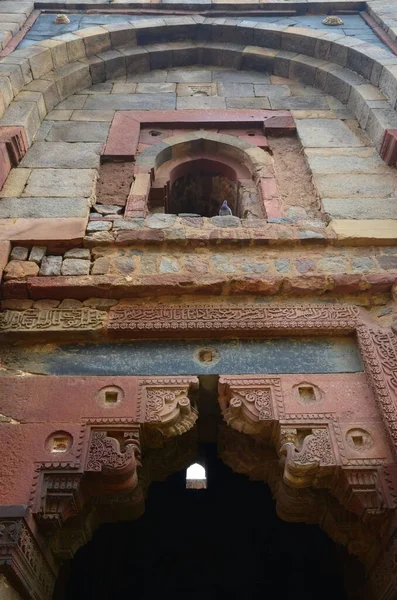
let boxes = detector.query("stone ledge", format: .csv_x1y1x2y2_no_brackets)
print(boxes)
329,219,397,245
0,218,87,251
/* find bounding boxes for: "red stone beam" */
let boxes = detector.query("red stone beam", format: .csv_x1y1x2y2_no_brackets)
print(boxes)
0,126,28,190
102,110,295,161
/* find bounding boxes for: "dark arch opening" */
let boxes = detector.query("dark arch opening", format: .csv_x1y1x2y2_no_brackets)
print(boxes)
55,444,359,600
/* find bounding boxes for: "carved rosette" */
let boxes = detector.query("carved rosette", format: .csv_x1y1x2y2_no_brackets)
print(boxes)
218,377,283,437
141,377,199,441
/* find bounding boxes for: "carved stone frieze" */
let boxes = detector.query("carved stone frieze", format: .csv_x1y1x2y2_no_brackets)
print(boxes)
108,304,359,336
140,377,199,442
0,308,106,333
357,325,397,454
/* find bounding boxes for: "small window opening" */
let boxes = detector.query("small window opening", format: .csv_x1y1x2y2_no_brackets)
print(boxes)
150,130,163,137
186,463,207,489
105,391,119,404
167,172,238,218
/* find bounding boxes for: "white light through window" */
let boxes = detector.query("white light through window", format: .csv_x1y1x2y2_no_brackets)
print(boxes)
186,463,207,489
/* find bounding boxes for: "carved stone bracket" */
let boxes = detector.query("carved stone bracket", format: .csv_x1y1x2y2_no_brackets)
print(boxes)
0,512,56,600
218,376,284,437
140,377,199,443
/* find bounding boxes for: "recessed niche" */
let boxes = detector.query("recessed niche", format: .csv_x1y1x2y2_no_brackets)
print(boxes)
46,431,73,453
346,428,374,451
97,385,124,407
294,382,321,404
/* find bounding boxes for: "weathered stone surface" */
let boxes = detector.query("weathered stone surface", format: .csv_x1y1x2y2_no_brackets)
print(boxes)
20,142,101,169
296,119,365,148
0,197,90,218
146,214,176,229
45,122,110,143
160,256,180,273
28,246,47,265
93,204,123,215
322,198,397,220
39,255,62,276
91,257,110,274
58,298,83,308
330,220,397,244
23,170,96,199
4,260,39,280
82,297,118,309
87,221,112,232
315,175,397,198
211,216,241,228
0,218,86,246
0,168,30,198
84,93,176,110
378,255,397,270
33,299,60,309
61,258,90,276
63,248,91,260
10,246,28,261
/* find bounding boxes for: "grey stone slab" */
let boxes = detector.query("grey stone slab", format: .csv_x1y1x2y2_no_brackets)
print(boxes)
166,69,212,82
0,197,89,218
322,197,397,219
296,119,365,148
64,248,91,259
270,96,330,109
226,97,271,109
177,96,226,109
213,69,271,83
84,93,176,110
45,122,110,142
10,246,29,261
254,84,290,98
305,149,393,174
217,83,254,97
23,169,96,198
314,174,397,198
20,142,102,168
136,82,176,93
29,246,47,264
126,69,168,82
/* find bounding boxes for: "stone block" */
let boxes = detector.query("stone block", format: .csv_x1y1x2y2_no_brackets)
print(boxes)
1,299,33,310
0,197,90,219
296,119,365,148
84,93,176,111
177,96,225,110
97,49,126,80
74,27,111,56
10,246,28,261
314,174,397,198
330,219,397,244
29,246,47,265
24,79,60,113
102,23,137,48
39,255,62,276
14,91,46,120
21,142,101,169
281,27,321,55
0,64,24,95
87,221,112,232
0,101,40,146
0,76,13,113
0,218,87,247
366,108,397,150
23,169,96,199
253,24,285,50
241,47,278,72
13,46,53,79
4,260,39,280
53,33,86,63
49,62,91,101
322,198,397,220
79,56,105,85
33,299,60,309
64,248,90,260
45,122,110,143
120,47,150,74
91,257,110,274
0,240,10,274
0,168,30,198
37,39,69,70
61,258,90,276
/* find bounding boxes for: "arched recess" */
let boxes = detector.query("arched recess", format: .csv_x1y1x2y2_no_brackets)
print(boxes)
129,132,272,218
0,19,396,159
